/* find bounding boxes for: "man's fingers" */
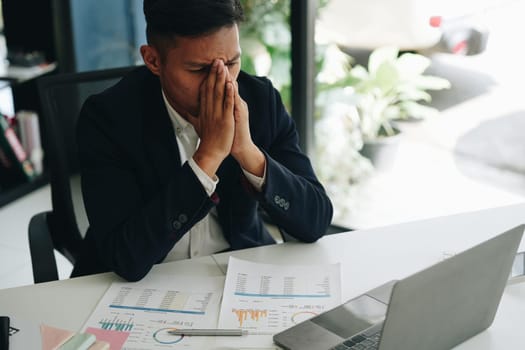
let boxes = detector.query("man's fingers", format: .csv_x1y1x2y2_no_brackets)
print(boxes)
233,81,247,122
234,81,245,109
205,59,220,119
213,61,227,119
224,82,234,118
199,81,207,118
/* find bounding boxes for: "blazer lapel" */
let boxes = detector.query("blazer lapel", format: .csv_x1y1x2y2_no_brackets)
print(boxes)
142,77,181,186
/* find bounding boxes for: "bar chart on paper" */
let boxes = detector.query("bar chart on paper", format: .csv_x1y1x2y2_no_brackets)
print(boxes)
82,276,224,349
218,257,341,332
98,316,134,331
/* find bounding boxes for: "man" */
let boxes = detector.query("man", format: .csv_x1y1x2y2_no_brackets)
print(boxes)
72,0,333,281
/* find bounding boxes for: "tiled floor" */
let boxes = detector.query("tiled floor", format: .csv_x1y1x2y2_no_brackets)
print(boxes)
0,186,73,290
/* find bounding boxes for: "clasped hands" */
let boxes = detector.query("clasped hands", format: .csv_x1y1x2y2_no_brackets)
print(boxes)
187,59,265,179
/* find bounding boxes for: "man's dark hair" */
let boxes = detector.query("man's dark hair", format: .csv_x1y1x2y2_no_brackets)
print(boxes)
144,0,244,50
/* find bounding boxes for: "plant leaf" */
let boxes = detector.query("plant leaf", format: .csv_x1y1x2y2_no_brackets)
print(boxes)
368,46,399,75
396,85,432,102
349,65,369,81
372,61,400,94
383,105,401,121
396,53,431,77
413,75,451,90
399,101,440,119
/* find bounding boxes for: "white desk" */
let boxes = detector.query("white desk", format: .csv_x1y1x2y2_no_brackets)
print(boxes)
1,203,525,349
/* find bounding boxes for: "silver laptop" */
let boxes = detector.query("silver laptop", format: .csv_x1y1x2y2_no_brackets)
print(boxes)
274,224,524,350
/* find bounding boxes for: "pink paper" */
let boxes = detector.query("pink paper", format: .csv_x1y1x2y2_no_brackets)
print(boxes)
85,327,129,350
40,324,75,350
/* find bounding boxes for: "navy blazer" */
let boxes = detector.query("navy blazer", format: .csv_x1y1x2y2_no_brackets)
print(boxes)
72,66,333,281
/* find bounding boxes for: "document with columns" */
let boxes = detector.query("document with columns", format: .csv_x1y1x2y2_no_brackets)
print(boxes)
81,274,225,349
218,257,341,333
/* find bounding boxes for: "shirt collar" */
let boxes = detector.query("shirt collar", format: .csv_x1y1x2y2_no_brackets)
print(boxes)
161,89,193,134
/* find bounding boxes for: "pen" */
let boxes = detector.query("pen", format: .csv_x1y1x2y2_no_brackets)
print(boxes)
168,329,248,336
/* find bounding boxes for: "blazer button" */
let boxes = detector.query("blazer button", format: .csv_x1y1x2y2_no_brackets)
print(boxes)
179,214,188,223
172,220,182,230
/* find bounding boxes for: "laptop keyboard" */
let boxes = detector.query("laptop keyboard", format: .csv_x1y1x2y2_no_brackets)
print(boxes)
329,324,383,350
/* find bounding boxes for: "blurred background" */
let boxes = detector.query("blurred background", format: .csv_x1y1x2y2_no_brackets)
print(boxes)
1,0,525,288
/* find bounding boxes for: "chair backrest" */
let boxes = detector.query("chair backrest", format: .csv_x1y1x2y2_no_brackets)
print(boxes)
36,66,136,266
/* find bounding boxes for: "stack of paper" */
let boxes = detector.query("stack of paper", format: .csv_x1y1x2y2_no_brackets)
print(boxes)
80,258,342,349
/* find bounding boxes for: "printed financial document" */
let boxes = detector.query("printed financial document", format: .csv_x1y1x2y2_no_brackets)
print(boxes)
82,274,224,349
218,256,341,333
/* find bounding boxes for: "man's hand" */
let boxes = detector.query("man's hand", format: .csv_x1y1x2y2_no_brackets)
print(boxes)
187,59,235,178
230,81,266,177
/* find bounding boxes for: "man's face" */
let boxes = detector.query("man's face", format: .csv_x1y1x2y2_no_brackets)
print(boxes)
155,24,241,118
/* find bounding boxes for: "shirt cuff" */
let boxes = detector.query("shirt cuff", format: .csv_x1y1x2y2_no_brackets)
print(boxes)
188,157,219,196
242,164,266,192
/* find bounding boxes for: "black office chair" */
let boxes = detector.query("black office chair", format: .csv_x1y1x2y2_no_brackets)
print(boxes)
28,66,136,283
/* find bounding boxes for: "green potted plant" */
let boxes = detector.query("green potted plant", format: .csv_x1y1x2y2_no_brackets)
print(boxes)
346,46,451,169
239,0,292,109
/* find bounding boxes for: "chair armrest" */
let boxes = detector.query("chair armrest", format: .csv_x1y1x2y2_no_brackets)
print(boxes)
28,211,59,283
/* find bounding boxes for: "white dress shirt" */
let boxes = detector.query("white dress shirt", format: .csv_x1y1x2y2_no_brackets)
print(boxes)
161,91,266,261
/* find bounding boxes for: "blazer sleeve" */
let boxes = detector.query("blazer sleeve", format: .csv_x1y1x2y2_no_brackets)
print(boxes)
252,81,333,242
77,95,216,281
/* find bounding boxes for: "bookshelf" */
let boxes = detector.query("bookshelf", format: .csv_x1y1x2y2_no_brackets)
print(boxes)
0,60,56,210
0,0,144,209
0,173,48,208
